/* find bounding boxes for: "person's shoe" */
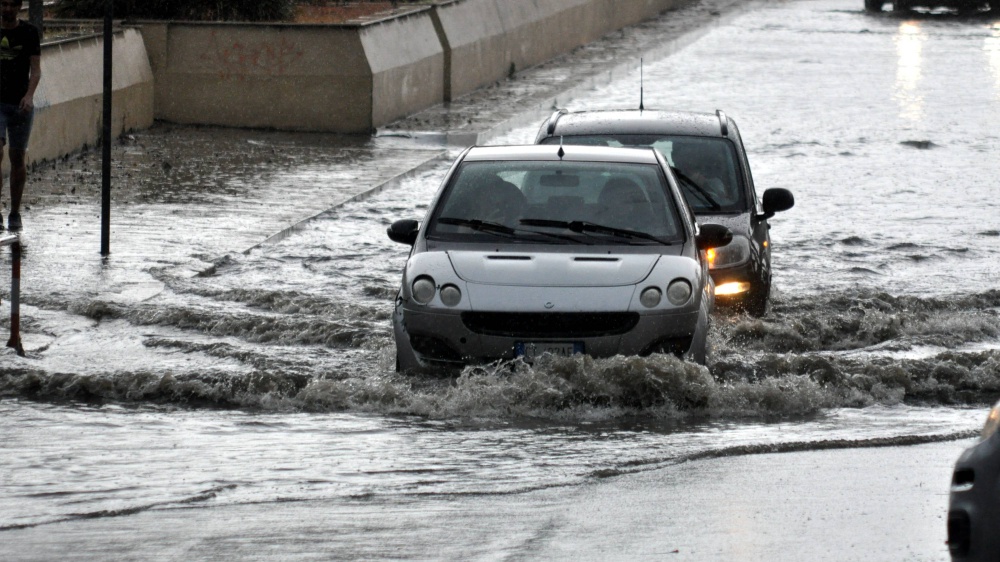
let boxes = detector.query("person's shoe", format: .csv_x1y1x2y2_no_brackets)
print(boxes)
8,212,22,231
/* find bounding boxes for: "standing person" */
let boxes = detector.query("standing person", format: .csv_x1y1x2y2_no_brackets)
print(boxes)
0,0,40,231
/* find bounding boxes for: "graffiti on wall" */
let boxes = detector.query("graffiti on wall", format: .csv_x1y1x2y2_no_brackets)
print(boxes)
201,31,306,80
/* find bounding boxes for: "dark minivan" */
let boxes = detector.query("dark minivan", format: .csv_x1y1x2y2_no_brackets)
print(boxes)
536,109,793,316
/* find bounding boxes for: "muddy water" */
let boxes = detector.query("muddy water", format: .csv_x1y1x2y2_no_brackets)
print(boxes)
2,0,1000,557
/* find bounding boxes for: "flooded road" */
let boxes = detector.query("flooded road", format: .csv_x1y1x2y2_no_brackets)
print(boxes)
3,0,1000,559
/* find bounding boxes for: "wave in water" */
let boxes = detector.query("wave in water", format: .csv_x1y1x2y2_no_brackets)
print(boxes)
3,289,998,420
3,346,998,420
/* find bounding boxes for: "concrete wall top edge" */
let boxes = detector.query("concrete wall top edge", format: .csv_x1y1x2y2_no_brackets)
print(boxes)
164,25,369,77
44,7,434,30
42,28,128,48
361,15,442,74
37,29,152,106
436,0,506,46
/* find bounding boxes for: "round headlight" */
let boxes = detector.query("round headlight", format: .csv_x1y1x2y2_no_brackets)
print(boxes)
982,400,1000,441
640,287,662,308
666,279,693,306
411,276,436,305
440,284,462,307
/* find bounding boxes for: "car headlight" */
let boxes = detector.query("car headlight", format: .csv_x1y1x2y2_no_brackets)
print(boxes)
982,400,1000,441
411,275,436,305
666,279,692,306
640,287,662,308
707,235,751,270
440,284,462,307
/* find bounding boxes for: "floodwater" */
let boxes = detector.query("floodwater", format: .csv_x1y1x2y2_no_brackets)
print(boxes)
3,0,1000,559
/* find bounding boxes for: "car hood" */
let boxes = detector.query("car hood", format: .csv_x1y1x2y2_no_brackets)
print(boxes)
447,251,660,287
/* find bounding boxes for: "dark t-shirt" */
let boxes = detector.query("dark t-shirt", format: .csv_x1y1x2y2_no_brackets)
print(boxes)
0,20,41,105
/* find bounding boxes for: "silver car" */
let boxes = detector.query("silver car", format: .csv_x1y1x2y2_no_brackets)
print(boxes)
386,145,732,372
948,400,1000,561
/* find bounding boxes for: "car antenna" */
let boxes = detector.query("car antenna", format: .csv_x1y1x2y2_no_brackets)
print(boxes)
639,58,645,111
558,136,565,158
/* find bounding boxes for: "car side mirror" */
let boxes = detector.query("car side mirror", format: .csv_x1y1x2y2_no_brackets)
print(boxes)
696,223,733,251
761,188,794,220
387,219,420,246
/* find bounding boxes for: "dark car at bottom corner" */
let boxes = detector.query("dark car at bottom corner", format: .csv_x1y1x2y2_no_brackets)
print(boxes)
535,108,794,317
948,399,1000,561
866,0,999,13
386,144,732,373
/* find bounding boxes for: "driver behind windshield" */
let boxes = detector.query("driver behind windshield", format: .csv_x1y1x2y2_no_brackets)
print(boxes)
441,174,526,227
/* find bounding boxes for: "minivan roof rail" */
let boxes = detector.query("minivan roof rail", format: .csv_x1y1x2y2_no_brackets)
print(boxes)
716,109,729,137
546,109,569,135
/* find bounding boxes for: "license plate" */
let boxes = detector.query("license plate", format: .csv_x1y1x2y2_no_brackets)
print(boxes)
515,342,584,361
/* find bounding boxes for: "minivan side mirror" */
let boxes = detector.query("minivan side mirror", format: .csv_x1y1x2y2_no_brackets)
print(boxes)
761,188,794,220
696,223,733,251
387,219,420,246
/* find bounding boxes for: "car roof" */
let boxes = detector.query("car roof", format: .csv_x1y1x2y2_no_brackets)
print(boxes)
464,144,662,164
542,109,729,138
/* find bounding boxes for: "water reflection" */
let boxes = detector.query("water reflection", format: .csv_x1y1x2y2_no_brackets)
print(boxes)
894,21,926,121
985,23,1000,100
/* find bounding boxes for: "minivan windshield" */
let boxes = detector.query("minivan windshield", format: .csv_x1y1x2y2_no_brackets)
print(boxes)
541,135,746,214
426,160,684,245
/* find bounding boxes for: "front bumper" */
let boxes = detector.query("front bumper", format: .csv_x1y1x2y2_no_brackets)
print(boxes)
948,434,1000,561
396,305,700,367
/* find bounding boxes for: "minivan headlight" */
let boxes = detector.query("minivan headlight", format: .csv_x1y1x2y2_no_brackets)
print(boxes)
708,236,751,270
983,400,1000,441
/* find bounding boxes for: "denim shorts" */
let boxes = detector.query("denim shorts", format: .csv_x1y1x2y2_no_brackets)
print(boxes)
0,103,35,151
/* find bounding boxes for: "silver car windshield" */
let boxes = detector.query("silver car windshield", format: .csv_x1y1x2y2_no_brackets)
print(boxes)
541,135,746,214
426,160,684,245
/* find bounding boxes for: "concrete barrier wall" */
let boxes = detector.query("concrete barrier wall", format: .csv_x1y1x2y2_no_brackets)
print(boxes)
144,23,373,132
29,28,153,164
139,10,443,133
34,0,689,142
361,12,445,128
433,0,684,101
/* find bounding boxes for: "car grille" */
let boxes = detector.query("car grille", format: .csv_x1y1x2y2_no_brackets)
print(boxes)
461,312,640,338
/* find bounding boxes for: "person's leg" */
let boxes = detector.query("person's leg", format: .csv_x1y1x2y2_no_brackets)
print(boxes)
4,104,33,230
8,148,25,214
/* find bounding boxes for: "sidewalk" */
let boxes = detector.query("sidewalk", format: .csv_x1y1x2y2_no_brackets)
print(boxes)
0,0,746,355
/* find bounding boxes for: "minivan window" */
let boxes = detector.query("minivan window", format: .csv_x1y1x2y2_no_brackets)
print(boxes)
541,135,747,214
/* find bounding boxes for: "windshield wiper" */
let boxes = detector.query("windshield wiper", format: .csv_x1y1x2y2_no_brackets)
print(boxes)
437,217,588,244
672,167,722,211
437,217,517,237
520,219,674,245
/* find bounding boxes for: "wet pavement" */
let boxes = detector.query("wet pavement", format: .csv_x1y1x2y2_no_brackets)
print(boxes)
3,437,973,561
3,0,1000,559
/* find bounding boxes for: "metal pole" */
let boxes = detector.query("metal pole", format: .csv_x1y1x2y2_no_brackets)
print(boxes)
100,0,113,256
6,239,24,356
28,0,41,33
